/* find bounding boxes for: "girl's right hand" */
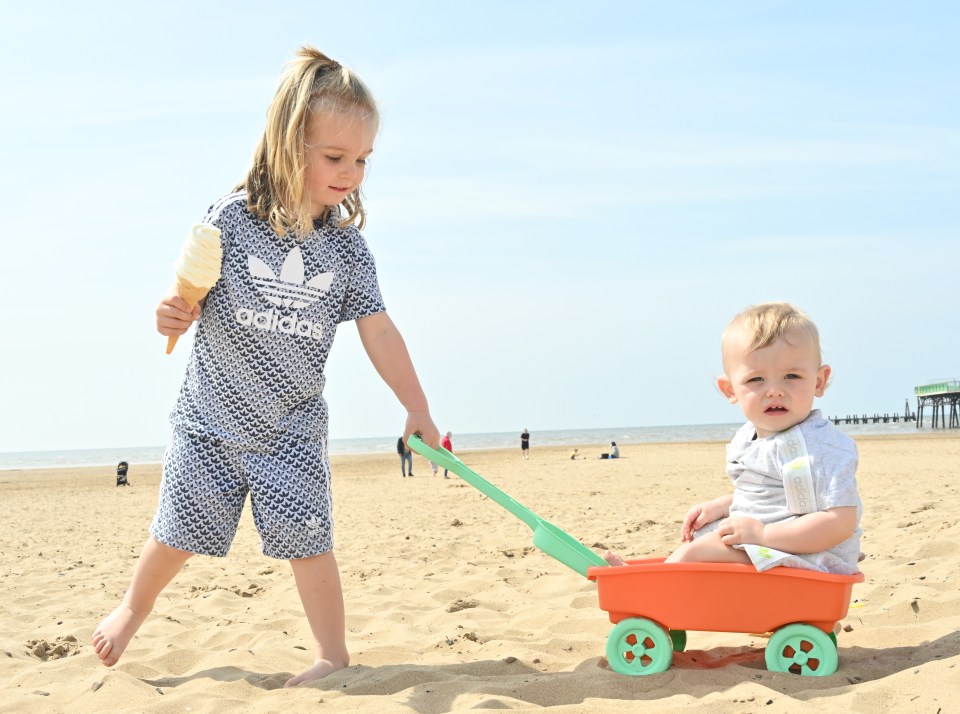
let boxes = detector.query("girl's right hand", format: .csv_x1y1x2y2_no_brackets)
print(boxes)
156,293,201,336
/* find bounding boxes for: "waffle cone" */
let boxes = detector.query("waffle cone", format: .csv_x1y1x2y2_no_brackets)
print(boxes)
165,279,212,354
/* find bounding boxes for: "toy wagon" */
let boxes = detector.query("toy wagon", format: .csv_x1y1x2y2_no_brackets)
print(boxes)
408,438,863,677
588,558,862,675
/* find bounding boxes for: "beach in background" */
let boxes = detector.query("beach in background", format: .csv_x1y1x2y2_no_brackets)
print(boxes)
1,431,958,712
0,418,929,471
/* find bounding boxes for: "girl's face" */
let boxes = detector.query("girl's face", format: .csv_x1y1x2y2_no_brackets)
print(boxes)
303,109,377,217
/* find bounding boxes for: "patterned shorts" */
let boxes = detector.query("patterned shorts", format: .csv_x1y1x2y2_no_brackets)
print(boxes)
150,428,333,559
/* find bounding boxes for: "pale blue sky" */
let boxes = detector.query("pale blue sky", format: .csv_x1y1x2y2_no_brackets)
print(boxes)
2,1,957,452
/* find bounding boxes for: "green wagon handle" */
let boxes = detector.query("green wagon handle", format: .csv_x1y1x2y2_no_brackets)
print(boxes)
408,436,609,577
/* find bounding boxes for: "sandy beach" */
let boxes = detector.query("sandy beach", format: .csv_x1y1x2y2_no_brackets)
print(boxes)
1,433,958,713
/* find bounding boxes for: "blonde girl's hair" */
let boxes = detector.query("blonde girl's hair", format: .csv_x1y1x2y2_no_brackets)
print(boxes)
722,302,822,366
242,46,379,237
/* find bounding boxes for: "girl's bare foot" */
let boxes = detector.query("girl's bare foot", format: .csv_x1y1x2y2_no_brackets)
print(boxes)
603,550,627,567
284,657,349,687
91,604,147,666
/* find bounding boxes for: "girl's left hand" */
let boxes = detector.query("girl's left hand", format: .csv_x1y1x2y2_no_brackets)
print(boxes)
716,516,765,546
404,410,440,450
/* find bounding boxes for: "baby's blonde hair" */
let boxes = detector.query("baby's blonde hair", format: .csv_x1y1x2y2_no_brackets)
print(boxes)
242,46,379,237
722,302,822,367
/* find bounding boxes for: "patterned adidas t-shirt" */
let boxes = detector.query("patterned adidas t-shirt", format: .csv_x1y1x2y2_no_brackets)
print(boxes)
170,191,385,448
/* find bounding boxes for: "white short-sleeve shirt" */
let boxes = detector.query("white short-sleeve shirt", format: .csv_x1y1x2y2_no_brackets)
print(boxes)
725,410,862,572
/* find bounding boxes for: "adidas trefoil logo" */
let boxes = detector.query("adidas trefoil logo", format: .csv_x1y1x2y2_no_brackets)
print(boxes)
304,515,326,535
234,247,334,342
248,247,333,308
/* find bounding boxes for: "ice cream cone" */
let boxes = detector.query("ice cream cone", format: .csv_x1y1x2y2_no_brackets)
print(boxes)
165,279,211,354
165,222,222,355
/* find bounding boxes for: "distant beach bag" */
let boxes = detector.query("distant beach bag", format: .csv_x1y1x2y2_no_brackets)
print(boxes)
116,461,129,487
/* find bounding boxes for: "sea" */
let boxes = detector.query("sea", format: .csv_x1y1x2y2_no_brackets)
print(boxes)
0,418,930,471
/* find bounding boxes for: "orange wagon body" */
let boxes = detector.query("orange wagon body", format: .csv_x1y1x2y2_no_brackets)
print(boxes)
588,558,864,676
588,558,863,634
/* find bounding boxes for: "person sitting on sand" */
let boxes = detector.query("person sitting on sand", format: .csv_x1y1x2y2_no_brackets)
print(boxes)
607,303,862,574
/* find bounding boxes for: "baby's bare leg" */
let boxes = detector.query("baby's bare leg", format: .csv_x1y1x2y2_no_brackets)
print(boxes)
665,531,752,565
92,537,193,666
284,551,350,687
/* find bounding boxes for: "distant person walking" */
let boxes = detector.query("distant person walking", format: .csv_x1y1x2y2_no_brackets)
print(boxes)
440,431,453,478
397,437,413,477
520,429,530,460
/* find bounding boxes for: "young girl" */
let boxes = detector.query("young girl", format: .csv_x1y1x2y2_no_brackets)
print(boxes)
92,47,440,687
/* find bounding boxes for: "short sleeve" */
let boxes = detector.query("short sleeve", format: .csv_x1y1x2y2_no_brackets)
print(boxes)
201,191,248,249
805,423,860,510
338,229,385,323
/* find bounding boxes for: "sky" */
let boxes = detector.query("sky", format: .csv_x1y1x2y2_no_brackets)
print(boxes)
1,1,957,453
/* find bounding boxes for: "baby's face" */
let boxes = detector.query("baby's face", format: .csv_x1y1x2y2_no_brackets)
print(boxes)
718,326,830,437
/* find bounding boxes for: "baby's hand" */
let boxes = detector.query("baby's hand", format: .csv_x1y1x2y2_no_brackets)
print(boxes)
716,516,765,546
156,293,201,337
680,502,714,541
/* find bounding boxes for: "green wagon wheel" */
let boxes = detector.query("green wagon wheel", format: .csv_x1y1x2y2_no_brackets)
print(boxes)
669,629,687,652
765,623,839,676
605,618,673,675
